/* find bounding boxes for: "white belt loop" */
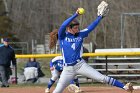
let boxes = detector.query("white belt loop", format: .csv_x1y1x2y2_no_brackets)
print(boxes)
76,58,82,62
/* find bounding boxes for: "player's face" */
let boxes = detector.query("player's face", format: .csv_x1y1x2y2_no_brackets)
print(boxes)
70,25,79,35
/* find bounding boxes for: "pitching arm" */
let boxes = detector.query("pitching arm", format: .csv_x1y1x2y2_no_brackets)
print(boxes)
79,16,102,37
79,1,109,37
58,13,78,39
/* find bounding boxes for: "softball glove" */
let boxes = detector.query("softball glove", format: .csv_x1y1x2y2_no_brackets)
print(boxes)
97,1,109,17
67,84,82,93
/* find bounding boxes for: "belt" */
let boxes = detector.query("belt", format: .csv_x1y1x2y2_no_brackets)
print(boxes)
64,58,82,66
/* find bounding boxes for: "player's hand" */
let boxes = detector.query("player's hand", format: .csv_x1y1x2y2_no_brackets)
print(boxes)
50,67,54,71
76,8,85,15
97,1,109,17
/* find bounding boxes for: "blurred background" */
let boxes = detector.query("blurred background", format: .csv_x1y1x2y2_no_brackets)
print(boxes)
0,0,140,54
0,0,140,84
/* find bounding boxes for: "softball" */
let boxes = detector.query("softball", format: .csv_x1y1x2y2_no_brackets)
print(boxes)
78,8,85,15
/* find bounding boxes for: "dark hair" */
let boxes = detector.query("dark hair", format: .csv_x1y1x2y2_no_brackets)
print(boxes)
29,58,36,62
69,19,79,28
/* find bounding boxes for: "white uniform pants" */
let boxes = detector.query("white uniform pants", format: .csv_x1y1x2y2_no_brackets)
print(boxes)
53,59,107,93
51,69,61,81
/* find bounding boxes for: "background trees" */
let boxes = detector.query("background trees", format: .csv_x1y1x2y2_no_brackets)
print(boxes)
0,0,140,51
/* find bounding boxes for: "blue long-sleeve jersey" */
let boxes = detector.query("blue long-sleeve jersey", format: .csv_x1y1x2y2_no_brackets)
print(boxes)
58,13,102,66
50,56,63,72
25,61,40,69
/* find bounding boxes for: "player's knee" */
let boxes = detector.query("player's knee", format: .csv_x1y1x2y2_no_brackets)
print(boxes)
95,75,107,83
52,75,59,81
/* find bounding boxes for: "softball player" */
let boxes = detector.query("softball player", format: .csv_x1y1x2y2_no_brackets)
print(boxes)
45,56,81,93
52,1,134,93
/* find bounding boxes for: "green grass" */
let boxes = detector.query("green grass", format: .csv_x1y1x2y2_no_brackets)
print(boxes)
10,83,47,87
16,58,140,86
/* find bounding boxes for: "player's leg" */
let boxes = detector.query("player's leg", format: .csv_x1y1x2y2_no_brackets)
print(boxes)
45,69,60,93
72,76,82,93
73,76,80,87
53,66,75,93
0,66,9,87
68,76,81,93
76,61,133,92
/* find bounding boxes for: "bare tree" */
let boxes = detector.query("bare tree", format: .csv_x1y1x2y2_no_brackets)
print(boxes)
3,0,140,50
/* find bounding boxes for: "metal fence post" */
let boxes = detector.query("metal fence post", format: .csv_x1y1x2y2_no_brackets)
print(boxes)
105,56,108,76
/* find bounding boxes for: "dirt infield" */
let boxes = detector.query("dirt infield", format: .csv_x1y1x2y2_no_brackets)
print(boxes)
0,86,140,93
